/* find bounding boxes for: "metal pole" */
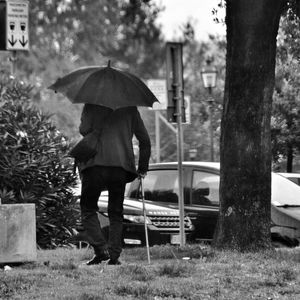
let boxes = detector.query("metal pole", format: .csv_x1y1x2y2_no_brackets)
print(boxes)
170,47,185,247
155,111,160,163
140,177,151,264
209,103,214,161
9,50,17,76
208,89,214,162
176,90,185,246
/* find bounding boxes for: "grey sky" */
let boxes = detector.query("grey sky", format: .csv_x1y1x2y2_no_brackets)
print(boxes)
153,0,226,41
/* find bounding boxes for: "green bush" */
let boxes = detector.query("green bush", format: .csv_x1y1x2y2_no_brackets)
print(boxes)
0,74,79,249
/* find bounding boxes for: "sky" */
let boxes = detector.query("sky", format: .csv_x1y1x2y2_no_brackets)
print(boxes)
153,0,226,41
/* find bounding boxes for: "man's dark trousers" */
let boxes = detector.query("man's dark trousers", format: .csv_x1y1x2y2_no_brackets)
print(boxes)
80,166,127,261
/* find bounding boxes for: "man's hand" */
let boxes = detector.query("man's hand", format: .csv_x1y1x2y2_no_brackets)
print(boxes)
138,171,147,179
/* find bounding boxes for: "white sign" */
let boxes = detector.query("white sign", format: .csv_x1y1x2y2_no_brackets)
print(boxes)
147,79,167,110
6,0,29,50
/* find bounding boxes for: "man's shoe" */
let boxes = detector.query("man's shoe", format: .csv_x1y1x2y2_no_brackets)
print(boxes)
86,253,110,266
108,259,121,265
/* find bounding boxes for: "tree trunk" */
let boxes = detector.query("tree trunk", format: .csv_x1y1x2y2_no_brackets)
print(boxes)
214,0,285,251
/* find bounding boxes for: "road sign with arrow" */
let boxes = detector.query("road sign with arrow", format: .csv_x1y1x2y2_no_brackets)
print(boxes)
0,0,29,51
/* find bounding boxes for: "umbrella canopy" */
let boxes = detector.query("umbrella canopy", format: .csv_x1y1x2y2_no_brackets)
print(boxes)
48,62,159,110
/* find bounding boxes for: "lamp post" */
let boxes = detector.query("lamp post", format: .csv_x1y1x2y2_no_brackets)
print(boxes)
201,57,217,162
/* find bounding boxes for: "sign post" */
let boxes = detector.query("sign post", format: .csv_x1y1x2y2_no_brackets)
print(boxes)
6,0,29,51
166,42,185,246
0,0,29,75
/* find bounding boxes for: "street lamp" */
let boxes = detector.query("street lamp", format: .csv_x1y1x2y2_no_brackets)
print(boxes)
201,57,217,162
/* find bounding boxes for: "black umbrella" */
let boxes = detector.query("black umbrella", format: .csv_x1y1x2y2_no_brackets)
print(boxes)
48,61,159,110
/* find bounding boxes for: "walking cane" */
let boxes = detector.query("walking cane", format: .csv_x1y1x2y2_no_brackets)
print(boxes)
139,175,151,264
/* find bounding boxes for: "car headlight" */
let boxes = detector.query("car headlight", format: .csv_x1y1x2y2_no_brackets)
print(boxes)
123,215,152,224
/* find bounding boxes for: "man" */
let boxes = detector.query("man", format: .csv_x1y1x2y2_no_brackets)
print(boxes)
78,104,151,265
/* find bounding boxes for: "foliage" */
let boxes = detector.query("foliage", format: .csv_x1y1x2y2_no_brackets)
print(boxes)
14,0,165,81
0,74,79,249
151,25,226,162
273,9,300,171
183,33,225,161
141,34,226,162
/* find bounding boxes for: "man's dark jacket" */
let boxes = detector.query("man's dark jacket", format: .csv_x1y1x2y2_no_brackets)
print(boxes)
78,104,151,182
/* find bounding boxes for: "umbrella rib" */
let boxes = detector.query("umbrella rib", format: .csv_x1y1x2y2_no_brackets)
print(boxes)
120,70,157,103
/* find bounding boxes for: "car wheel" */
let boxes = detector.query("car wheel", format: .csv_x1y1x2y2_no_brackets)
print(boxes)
271,232,299,248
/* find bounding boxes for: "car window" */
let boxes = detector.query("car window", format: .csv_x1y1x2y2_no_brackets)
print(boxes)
288,177,300,186
272,173,300,206
126,170,179,204
192,171,220,206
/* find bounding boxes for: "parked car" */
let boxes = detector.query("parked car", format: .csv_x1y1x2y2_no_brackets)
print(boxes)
277,172,300,186
72,183,194,247
125,162,300,247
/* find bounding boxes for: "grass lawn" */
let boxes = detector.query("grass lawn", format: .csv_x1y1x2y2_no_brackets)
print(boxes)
1,244,300,300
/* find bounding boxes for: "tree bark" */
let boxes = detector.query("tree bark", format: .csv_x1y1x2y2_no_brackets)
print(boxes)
214,0,286,251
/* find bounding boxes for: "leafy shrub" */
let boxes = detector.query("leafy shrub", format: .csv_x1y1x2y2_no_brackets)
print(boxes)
0,74,79,249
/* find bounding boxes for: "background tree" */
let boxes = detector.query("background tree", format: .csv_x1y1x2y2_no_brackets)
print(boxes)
142,22,226,163
214,0,300,251
272,8,300,172
182,31,225,162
